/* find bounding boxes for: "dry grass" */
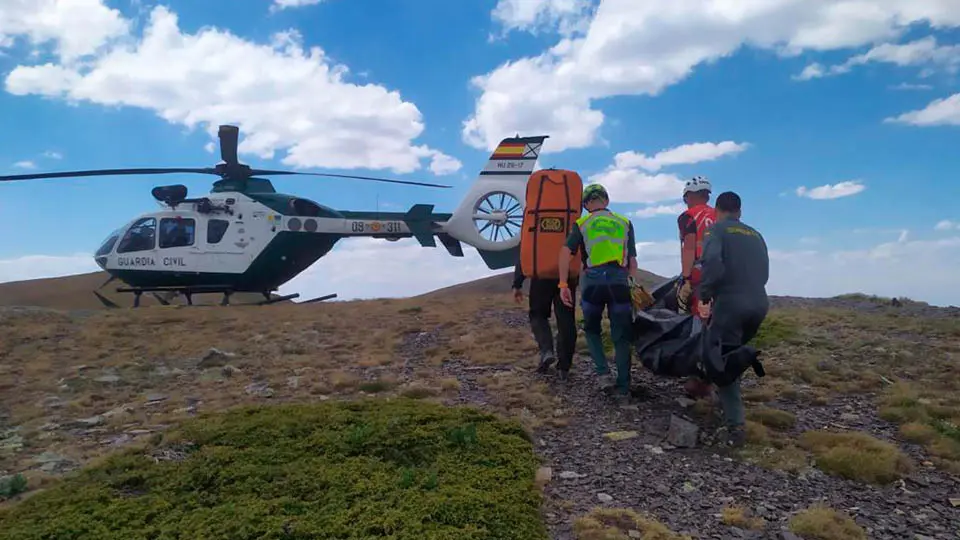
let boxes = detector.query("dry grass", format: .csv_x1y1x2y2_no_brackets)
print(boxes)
798,430,913,484
788,504,867,540
573,508,691,540
732,305,960,476
720,506,765,531
3,278,959,532
0,292,564,485
746,406,797,430
878,381,960,471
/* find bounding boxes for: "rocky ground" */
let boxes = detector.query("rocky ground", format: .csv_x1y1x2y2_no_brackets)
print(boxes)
428,305,959,540
1,293,958,539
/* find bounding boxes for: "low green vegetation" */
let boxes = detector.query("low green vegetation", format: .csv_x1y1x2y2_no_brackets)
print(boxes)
0,399,548,540
798,430,913,485
751,314,801,349
573,508,691,540
0,473,27,500
880,382,960,473
788,505,866,540
746,406,797,430
720,506,765,531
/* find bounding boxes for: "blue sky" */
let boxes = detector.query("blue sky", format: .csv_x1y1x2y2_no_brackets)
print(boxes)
1,0,959,305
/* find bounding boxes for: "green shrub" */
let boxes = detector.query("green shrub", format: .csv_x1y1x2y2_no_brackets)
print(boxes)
0,473,27,499
798,430,913,485
0,398,547,540
752,315,800,349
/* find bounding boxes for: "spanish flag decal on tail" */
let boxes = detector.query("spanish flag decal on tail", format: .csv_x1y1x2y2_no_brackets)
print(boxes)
491,141,527,159
480,135,548,176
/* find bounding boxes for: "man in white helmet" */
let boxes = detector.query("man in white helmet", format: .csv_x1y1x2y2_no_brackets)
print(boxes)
676,175,717,399
676,176,717,313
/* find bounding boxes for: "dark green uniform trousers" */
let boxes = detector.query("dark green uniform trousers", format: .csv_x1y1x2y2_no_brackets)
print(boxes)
580,264,633,395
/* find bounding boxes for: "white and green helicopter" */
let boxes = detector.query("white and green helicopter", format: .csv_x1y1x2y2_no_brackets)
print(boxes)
0,125,547,307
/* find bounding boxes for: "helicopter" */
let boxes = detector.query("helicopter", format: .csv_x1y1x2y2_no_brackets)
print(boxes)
0,125,548,307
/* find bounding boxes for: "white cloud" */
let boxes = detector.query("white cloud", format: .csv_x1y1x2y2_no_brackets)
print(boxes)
587,140,748,204
0,0,129,62
278,238,508,301
426,152,463,176
42,150,62,159
589,168,685,204
795,36,960,80
271,0,325,10
793,63,826,81
6,233,960,306
12,160,36,169
3,4,461,175
796,180,866,199
614,141,750,173
0,253,98,283
890,82,934,91
935,219,959,231
491,0,596,37
463,0,960,152
634,236,960,307
632,203,686,219
885,92,960,126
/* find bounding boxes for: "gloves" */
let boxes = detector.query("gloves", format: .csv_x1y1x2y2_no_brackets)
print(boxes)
677,279,693,313
630,282,654,311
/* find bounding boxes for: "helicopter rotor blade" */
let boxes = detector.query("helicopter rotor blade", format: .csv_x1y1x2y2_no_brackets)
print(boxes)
248,169,452,189
0,167,218,182
218,125,240,166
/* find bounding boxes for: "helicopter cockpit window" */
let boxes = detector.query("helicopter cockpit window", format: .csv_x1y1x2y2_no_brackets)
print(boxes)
159,218,196,249
291,198,322,217
117,218,157,253
95,232,120,257
207,219,229,244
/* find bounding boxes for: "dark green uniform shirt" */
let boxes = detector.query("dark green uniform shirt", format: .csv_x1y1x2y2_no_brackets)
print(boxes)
697,217,769,303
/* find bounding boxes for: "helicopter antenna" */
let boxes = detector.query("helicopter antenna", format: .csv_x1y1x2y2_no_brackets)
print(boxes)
0,124,453,190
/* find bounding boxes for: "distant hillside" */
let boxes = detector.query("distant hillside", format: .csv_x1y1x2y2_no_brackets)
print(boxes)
419,267,669,299
0,272,284,310
0,266,671,311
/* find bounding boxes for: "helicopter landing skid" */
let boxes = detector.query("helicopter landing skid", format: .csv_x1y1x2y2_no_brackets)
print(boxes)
94,285,335,308
108,285,292,308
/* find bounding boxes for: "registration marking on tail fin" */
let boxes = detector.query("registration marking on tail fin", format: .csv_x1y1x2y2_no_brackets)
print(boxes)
481,135,548,176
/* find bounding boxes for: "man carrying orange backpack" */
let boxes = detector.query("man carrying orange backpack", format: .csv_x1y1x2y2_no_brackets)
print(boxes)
511,248,578,381
514,169,585,382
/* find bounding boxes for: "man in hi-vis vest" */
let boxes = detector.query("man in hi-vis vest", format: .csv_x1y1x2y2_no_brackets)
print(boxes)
558,184,638,399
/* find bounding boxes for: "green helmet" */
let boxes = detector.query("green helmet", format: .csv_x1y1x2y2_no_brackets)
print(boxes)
583,183,609,203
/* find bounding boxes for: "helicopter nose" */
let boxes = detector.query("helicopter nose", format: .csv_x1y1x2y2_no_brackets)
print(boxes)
95,256,108,270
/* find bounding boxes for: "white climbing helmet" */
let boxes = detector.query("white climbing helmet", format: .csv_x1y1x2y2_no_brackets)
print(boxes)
683,175,712,195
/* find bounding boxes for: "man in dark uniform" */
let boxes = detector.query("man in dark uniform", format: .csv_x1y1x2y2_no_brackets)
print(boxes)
696,191,770,447
511,256,578,382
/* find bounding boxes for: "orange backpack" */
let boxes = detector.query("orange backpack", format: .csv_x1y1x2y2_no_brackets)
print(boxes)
520,169,583,280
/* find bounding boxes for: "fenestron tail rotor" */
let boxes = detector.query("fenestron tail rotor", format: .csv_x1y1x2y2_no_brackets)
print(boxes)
0,124,452,189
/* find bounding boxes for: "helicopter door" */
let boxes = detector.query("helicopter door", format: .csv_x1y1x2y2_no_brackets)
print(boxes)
156,216,198,273
204,217,245,253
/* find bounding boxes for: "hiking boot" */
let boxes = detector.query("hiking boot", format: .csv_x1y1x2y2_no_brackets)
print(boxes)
725,426,746,448
536,351,556,374
684,378,714,400
596,372,616,391
557,369,570,382
610,392,633,407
